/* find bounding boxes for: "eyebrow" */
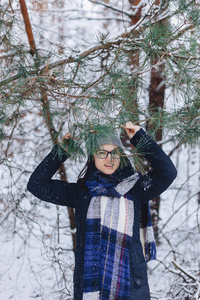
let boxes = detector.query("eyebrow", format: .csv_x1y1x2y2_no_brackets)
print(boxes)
97,149,117,152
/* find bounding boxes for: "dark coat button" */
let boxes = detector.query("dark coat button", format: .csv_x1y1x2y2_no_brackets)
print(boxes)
136,279,142,285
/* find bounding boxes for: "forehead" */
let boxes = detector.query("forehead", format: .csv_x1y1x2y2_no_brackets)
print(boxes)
99,144,118,151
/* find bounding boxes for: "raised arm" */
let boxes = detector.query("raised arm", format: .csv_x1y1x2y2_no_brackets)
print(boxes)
27,144,78,208
124,122,177,203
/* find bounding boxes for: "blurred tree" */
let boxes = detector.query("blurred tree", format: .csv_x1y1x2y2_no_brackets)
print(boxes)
147,1,168,241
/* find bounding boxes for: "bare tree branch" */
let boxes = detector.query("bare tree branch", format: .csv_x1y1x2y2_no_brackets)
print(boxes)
19,0,37,55
172,261,198,282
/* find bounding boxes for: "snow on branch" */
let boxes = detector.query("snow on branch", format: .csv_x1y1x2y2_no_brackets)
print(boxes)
172,261,198,282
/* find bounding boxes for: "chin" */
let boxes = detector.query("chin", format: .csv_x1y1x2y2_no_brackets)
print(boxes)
101,168,116,175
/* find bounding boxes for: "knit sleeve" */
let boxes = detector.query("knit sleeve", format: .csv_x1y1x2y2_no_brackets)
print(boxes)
130,129,177,204
27,144,78,208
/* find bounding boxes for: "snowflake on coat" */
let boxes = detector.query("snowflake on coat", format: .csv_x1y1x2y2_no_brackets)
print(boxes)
141,174,153,191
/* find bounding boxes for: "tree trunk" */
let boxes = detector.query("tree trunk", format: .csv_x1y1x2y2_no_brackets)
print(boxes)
19,0,36,55
19,0,76,252
121,0,144,148
148,26,166,241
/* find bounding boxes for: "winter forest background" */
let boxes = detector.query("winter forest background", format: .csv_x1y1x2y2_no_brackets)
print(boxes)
0,0,200,299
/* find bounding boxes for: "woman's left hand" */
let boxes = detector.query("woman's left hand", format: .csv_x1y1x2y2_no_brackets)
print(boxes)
122,121,140,139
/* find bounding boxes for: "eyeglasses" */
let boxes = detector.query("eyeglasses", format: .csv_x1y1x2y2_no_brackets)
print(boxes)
95,149,121,159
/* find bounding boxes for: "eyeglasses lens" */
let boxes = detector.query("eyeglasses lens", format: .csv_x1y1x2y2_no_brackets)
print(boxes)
96,150,120,159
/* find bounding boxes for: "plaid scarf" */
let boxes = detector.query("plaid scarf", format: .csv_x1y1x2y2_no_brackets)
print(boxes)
83,169,156,299
140,203,157,262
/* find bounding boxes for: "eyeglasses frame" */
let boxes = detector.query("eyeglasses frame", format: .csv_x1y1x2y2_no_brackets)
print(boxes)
95,149,121,159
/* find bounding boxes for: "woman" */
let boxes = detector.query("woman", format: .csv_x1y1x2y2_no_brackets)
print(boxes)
27,122,177,300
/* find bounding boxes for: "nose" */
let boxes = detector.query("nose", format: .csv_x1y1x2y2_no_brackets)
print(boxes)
107,153,113,162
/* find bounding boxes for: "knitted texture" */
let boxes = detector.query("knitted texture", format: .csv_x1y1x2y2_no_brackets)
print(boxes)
83,194,134,299
84,170,138,299
83,168,156,299
140,203,157,262
96,132,123,149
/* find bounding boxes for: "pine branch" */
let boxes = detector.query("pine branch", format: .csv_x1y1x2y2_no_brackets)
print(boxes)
0,11,198,88
0,24,141,87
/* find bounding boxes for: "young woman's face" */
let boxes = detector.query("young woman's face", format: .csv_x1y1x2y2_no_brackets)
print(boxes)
94,144,120,175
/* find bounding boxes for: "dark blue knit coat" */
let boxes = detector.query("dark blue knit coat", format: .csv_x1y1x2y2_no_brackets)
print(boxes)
27,129,177,300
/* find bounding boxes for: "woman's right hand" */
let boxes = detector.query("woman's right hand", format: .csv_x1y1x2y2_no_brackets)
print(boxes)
61,132,73,151
62,132,73,141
